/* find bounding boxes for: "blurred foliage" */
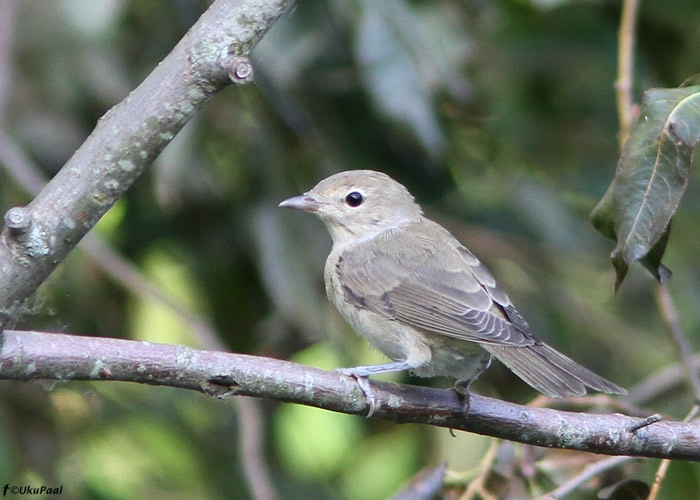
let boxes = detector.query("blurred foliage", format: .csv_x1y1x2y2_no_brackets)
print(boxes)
1,0,700,499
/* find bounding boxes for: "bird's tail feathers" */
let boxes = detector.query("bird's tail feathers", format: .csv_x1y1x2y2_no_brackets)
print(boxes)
483,343,626,398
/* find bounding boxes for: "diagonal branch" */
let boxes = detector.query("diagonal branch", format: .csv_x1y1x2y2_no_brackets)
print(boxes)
655,284,700,400
0,0,292,331
1,329,698,462
0,130,225,351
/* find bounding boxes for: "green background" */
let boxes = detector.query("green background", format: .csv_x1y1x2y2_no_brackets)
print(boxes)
0,0,699,498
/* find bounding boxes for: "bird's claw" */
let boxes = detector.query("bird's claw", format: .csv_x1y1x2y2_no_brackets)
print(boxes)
335,368,377,418
451,380,471,414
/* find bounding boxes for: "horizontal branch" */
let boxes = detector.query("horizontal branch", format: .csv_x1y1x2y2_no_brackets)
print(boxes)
1,330,697,461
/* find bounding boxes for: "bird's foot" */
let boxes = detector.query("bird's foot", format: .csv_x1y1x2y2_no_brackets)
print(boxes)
336,368,377,418
451,379,471,414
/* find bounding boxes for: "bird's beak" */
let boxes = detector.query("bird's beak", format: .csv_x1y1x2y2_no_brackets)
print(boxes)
279,193,322,212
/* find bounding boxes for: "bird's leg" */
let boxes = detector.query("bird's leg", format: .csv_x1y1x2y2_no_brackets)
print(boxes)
336,361,413,418
451,380,471,415
452,352,492,413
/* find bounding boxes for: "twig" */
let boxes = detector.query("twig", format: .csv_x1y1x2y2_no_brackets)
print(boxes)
626,352,700,406
78,234,224,350
645,281,700,500
0,132,47,196
459,439,499,500
543,455,635,499
655,284,700,400
615,0,639,145
647,403,700,500
1,329,699,461
237,398,280,500
626,414,662,433
0,0,18,129
647,459,672,500
389,463,447,500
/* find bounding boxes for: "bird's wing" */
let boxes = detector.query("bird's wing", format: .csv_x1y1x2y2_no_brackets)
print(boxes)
336,221,537,347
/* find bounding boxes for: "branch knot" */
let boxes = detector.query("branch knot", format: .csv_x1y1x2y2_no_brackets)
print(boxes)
4,207,31,237
225,56,254,84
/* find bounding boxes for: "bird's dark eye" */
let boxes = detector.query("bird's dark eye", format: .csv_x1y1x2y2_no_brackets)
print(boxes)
345,191,364,207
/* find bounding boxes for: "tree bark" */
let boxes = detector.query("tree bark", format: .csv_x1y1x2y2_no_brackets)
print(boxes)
1,329,697,462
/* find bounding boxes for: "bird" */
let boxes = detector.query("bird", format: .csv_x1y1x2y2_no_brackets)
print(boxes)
279,170,625,415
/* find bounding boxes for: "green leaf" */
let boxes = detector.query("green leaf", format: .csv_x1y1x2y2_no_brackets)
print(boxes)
591,85,700,290
590,183,616,241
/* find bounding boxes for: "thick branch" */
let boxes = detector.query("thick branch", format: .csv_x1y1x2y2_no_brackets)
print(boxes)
1,330,697,462
0,0,291,329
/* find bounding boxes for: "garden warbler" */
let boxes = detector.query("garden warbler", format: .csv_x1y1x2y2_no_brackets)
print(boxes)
280,170,625,415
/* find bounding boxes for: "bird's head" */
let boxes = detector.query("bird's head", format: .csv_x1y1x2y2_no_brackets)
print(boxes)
279,170,423,246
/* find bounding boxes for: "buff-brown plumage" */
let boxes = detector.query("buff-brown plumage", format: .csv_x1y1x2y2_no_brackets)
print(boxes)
280,170,625,399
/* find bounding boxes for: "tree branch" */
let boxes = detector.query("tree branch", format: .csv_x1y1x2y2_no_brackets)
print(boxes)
0,129,225,351
615,0,639,145
1,330,698,462
655,284,700,400
0,0,292,330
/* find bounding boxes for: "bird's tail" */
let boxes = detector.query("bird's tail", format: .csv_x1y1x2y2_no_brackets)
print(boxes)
483,343,626,397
